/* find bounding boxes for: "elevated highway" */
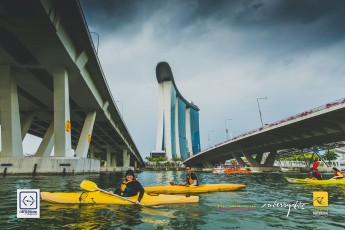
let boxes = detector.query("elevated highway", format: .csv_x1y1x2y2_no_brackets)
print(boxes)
0,0,144,174
184,98,345,170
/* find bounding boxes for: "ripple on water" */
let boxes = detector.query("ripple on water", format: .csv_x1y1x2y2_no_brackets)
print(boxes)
0,172,344,229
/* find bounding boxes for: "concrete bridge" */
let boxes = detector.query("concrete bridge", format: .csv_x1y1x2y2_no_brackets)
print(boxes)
184,98,345,171
0,0,144,174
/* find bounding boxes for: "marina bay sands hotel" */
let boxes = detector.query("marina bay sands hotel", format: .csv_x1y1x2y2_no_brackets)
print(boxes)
153,62,201,160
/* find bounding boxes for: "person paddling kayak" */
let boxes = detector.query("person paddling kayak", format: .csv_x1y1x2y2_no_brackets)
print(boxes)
110,169,144,205
331,167,344,180
306,167,323,180
180,165,199,186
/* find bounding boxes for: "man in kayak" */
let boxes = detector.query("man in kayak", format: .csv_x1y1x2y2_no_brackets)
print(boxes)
111,169,144,204
181,165,199,186
306,167,323,180
331,167,344,180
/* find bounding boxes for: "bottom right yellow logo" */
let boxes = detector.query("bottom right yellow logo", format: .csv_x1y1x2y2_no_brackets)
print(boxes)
313,191,328,207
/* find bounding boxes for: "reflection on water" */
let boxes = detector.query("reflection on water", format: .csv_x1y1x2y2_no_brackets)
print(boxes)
1,172,345,229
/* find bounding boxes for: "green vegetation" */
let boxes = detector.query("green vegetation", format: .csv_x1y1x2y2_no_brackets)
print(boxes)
145,156,183,162
145,156,167,162
172,157,183,162
280,151,339,162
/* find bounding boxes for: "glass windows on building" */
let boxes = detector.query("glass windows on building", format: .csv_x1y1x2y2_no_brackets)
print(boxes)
178,98,188,160
190,109,201,154
170,86,177,159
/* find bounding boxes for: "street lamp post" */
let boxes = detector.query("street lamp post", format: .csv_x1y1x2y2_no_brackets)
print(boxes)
116,101,123,118
256,97,268,127
225,119,232,140
208,131,215,148
90,32,99,54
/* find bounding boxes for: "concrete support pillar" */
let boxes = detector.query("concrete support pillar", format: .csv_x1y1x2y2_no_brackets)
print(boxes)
264,150,277,166
201,161,212,168
0,65,23,157
89,148,95,159
242,152,260,167
255,153,264,165
75,111,96,158
134,160,137,169
106,147,111,167
123,149,130,167
21,112,35,140
111,153,117,167
232,153,247,166
53,67,74,157
36,122,54,157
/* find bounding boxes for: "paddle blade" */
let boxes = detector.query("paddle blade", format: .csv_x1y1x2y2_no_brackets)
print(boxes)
313,161,320,169
80,180,100,192
169,181,176,186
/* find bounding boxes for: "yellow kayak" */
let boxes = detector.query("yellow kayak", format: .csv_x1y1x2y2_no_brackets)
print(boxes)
286,177,345,185
144,184,246,194
40,191,198,205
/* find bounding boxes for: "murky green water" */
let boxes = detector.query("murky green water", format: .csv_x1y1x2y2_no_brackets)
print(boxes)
1,171,344,229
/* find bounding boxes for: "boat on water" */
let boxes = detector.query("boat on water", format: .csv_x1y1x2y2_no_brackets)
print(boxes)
41,191,199,205
285,177,345,185
144,184,246,194
212,163,251,174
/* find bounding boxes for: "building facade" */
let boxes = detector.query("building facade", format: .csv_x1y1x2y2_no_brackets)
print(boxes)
154,62,201,160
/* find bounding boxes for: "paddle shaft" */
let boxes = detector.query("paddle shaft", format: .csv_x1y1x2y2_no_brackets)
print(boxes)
99,188,140,205
80,180,141,205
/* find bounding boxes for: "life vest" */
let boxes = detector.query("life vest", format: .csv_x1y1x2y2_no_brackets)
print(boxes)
186,173,198,185
334,171,344,177
119,179,139,196
314,171,322,179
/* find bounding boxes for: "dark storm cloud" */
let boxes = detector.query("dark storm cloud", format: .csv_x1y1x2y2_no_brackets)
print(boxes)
80,0,345,38
74,0,345,155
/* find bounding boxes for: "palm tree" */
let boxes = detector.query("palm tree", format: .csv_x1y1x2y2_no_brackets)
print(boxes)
323,151,339,161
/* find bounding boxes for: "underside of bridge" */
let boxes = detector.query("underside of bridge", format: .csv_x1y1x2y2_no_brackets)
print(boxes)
185,101,345,171
0,0,144,174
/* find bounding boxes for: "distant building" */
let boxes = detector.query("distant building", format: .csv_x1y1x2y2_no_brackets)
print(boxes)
150,151,166,159
153,62,201,160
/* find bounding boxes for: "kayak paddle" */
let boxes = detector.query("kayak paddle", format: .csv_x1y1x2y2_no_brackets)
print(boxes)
80,180,142,205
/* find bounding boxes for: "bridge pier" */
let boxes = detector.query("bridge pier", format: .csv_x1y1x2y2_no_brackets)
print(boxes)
242,152,260,167
201,161,213,168
21,112,35,140
123,149,130,168
36,122,54,157
53,66,74,157
75,111,96,158
0,65,23,157
237,151,281,172
112,153,117,167
0,157,100,175
264,150,277,167
232,153,247,166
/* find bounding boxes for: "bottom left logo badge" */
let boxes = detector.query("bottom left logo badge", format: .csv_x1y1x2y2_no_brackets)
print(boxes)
17,189,40,218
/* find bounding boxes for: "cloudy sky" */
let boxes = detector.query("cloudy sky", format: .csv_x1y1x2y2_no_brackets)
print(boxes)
18,0,345,158
81,0,345,158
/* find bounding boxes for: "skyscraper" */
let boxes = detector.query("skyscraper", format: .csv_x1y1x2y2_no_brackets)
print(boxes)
154,62,201,160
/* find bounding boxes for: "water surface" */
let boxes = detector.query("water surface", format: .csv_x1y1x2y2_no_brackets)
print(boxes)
1,171,344,229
